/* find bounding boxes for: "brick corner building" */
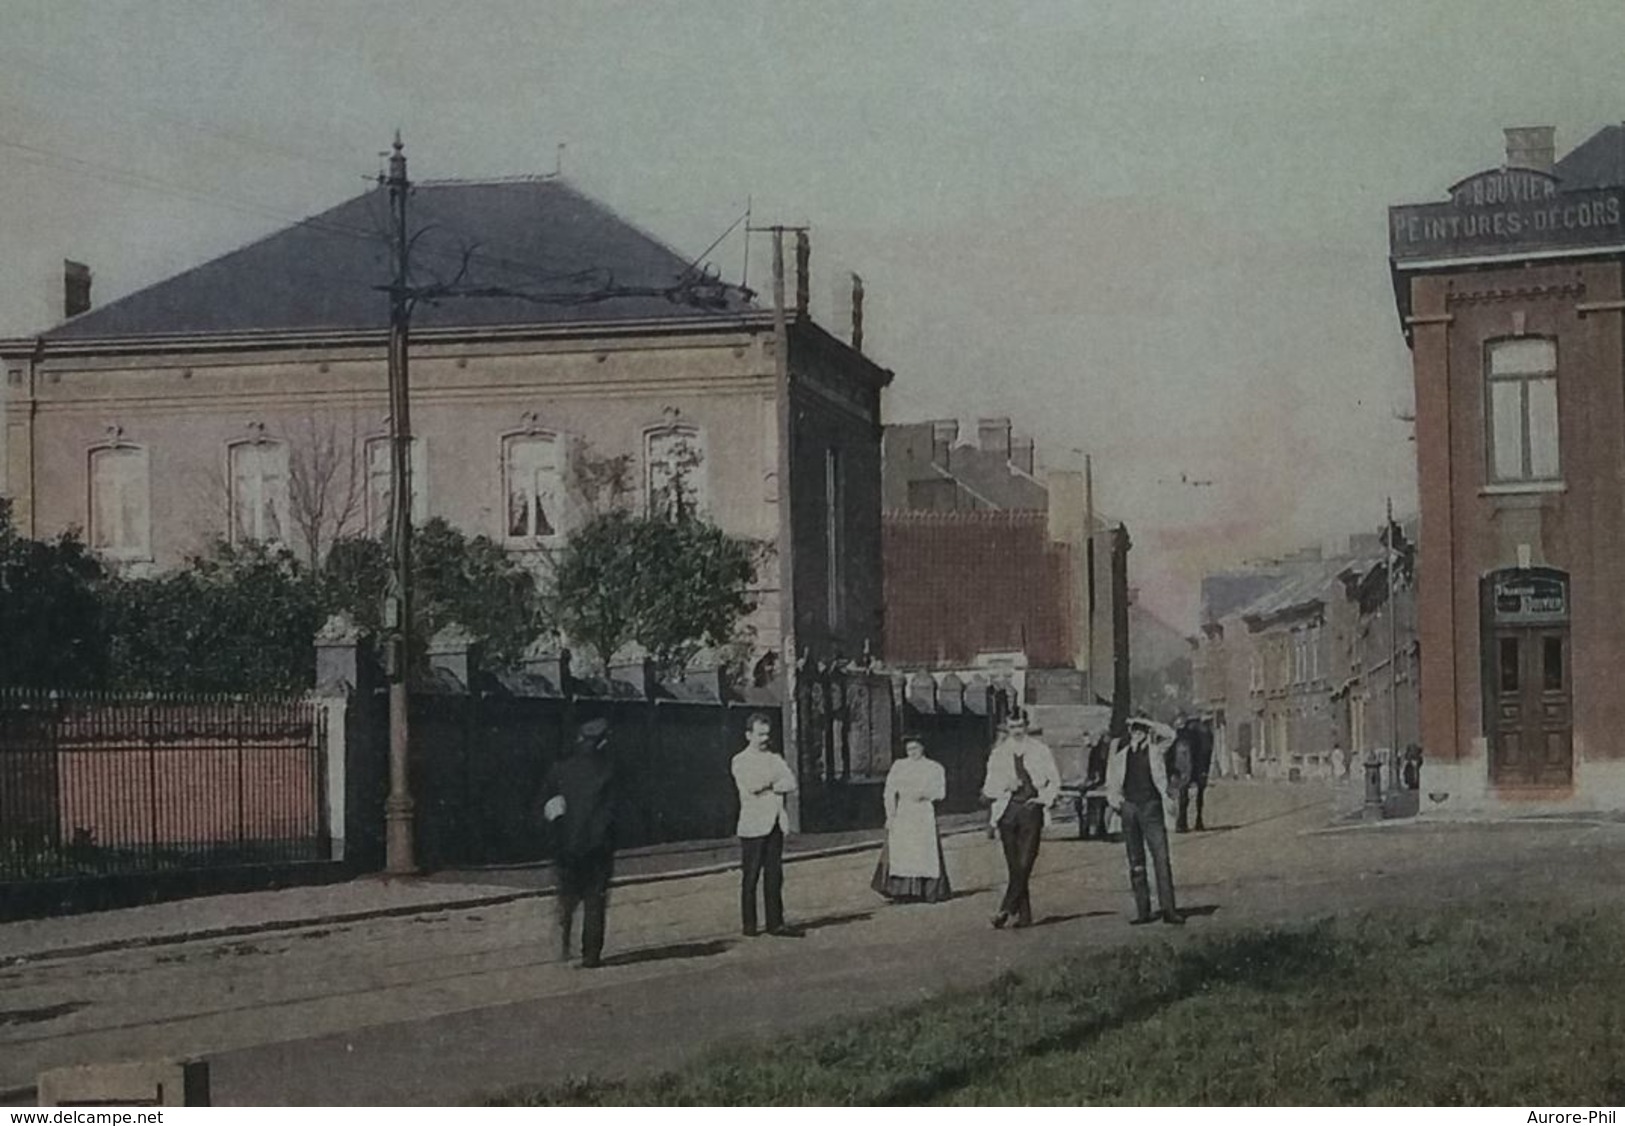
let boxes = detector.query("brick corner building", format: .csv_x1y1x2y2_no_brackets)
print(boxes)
1390,123,1625,813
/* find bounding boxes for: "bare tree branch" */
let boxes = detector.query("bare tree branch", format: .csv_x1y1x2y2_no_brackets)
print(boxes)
287,411,364,569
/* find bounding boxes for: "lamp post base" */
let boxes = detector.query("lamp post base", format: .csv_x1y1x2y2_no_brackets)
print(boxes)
384,796,417,875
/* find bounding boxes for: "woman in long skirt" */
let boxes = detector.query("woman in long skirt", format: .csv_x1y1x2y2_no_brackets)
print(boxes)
873,734,952,902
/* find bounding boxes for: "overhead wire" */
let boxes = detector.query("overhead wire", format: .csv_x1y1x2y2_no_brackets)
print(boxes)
0,51,753,295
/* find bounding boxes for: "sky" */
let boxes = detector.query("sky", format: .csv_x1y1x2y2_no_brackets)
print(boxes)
3,0,1624,628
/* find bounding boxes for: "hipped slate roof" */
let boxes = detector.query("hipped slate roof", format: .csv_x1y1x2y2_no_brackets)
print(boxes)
46,178,752,340
1554,124,1625,190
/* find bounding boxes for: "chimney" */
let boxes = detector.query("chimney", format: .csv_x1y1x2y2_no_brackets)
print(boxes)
64,260,92,319
794,230,810,319
1504,126,1556,173
930,419,957,469
1010,434,1035,476
850,272,864,355
977,417,1012,458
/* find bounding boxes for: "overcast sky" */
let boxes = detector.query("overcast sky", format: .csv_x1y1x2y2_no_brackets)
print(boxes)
4,0,1624,627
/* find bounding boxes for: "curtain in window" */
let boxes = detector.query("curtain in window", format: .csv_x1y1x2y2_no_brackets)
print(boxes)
506,436,559,539
90,447,149,556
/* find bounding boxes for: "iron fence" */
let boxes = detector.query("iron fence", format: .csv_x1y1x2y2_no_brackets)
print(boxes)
0,688,330,883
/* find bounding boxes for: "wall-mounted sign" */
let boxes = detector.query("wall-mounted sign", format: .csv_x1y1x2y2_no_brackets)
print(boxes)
1490,570,1568,624
1390,169,1625,263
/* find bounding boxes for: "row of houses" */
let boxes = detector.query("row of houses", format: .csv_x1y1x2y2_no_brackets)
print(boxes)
1192,530,1420,782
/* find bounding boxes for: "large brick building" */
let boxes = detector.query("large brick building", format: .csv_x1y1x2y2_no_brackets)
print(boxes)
881,419,1127,709
1390,123,1625,813
0,173,891,759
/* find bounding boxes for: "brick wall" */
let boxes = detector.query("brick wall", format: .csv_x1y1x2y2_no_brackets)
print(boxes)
882,509,1074,667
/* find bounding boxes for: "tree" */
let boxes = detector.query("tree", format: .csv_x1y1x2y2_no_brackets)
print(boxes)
186,412,367,571
552,510,759,678
105,539,324,693
286,413,365,569
0,499,109,689
549,510,643,676
322,517,549,673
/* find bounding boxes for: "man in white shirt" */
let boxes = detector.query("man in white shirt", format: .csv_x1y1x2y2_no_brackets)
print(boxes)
731,711,798,936
981,712,1060,929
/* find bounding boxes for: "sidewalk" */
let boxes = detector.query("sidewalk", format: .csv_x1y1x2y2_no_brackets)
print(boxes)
0,814,985,967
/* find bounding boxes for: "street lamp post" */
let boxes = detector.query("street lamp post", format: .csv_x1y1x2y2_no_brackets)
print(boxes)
383,132,416,875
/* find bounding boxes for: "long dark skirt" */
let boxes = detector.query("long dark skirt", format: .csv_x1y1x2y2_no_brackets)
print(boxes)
871,840,952,902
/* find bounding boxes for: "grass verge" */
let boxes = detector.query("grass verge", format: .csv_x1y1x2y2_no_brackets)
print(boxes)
490,901,1625,1105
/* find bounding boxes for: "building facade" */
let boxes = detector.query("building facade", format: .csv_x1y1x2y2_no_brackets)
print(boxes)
1,176,891,708
1391,124,1625,813
1194,536,1419,781
880,418,1127,709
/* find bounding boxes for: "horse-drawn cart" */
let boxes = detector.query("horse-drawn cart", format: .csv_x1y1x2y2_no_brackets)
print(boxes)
1026,704,1116,840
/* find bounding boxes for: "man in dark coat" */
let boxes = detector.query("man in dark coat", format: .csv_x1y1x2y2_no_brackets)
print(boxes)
541,717,618,968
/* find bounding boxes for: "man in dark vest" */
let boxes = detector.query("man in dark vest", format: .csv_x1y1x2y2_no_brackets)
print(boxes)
540,717,618,967
1104,718,1183,926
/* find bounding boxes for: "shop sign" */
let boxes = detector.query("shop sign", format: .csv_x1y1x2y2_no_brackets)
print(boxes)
1491,571,1568,624
1390,169,1625,263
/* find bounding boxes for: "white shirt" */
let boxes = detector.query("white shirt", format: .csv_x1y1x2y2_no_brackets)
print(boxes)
981,735,1061,827
731,746,798,838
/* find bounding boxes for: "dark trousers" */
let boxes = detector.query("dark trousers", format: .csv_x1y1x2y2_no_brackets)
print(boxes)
557,846,614,963
739,825,785,934
1121,798,1177,918
997,803,1044,924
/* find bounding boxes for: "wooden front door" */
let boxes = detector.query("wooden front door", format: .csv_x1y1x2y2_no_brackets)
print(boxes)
1489,627,1573,786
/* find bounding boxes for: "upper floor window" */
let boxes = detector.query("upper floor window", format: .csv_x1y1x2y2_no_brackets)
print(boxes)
89,445,151,560
645,424,707,521
1487,338,1560,484
364,436,428,539
505,433,564,543
228,440,290,546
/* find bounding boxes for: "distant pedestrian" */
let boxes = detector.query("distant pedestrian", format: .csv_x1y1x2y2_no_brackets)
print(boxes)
731,711,798,936
540,717,618,968
1105,718,1183,926
872,734,951,902
982,713,1060,929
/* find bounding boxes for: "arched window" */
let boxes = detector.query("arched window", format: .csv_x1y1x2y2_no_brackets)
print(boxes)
645,423,707,520
1486,338,1560,484
504,431,564,542
88,444,151,560
364,436,428,538
227,439,290,546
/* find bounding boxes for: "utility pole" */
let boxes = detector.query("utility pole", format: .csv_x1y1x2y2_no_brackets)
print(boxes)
1110,522,1132,739
1084,453,1096,695
768,225,800,830
383,132,416,875
1386,495,1400,795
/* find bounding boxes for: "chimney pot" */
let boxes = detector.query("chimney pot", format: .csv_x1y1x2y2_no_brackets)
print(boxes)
63,260,92,319
850,272,864,354
794,230,810,319
1504,125,1556,173
1010,434,1035,476
930,419,957,469
977,417,1012,458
